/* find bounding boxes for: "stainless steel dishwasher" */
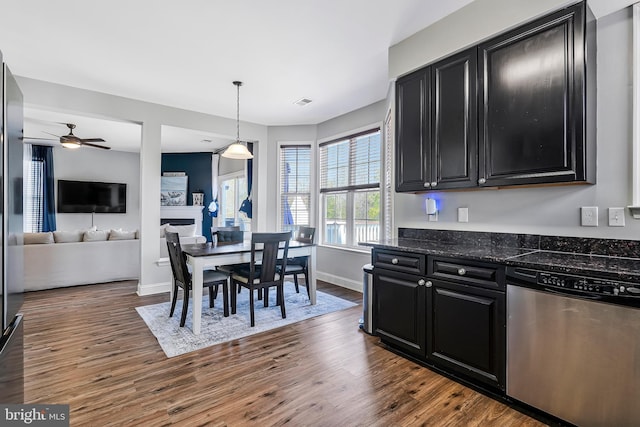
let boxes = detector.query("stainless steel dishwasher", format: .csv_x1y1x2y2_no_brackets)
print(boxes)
506,267,640,427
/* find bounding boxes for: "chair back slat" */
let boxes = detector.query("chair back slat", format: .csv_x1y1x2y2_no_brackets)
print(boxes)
211,226,243,246
165,231,191,287
294,226,316,244
250,232,291,283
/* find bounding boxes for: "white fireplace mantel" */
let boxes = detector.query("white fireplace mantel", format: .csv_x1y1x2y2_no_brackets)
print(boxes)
160,205,205,236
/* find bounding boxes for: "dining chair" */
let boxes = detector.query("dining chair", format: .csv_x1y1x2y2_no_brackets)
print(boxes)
211,226,243,246
281,226,315,298
166,231,230,327
230,232,291,327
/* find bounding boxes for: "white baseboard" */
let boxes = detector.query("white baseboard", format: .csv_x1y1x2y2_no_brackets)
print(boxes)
316,271,363,293
137,281,171,296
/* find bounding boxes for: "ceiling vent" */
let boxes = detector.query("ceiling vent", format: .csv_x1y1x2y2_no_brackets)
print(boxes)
294,98,312,107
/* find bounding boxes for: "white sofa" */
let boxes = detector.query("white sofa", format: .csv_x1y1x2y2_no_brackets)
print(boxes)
24,225,207,291
24,238,141,291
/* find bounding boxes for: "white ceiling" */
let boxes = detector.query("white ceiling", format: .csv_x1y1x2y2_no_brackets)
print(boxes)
1,0,475,152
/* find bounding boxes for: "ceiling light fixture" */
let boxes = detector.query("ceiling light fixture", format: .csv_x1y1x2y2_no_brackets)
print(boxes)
221,81,253,160
60,139,81,149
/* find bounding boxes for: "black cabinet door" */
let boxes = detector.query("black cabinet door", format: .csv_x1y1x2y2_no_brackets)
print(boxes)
373,268,426,358
432,47,478,189
427,279,505,390
396,67,431,192
478,2,594,187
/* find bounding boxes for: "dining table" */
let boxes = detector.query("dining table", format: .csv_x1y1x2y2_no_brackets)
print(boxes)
179,240,317,335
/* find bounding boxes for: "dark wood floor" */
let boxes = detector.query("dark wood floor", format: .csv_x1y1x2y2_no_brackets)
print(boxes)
21,280,545,426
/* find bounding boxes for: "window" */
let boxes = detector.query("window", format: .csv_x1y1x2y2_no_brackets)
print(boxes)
279,145,311,232
25,156,45,232
218,172,250,230
320,128,381,247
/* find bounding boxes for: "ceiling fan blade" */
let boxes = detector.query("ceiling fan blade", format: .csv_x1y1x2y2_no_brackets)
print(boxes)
79,138,106,143
43,131,62,138
79,141,111,150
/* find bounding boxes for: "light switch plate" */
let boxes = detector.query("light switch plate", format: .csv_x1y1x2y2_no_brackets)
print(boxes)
458,207,469,223
581,206,598,227
608,207,625,227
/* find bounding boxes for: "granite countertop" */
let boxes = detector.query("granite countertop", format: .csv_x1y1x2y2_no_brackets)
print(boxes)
362,229,640,283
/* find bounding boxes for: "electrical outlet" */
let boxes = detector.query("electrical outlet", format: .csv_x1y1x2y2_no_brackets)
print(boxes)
581,206,598,227
608,207,625,227
458,207,469,223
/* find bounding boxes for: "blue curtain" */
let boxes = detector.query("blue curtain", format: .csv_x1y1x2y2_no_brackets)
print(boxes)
31,145,56,231
239,142,253,218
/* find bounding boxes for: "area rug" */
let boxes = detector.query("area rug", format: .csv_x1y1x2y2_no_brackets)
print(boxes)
136,284,358,357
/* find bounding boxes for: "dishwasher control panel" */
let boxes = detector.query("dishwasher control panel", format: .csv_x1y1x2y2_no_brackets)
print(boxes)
538,272,640,298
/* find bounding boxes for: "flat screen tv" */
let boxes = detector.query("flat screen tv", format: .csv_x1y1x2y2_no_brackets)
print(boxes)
57,180,127,213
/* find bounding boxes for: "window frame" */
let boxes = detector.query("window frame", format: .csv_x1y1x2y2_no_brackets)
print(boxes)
318,125,382,249
216,170,251,230
276,141,314,233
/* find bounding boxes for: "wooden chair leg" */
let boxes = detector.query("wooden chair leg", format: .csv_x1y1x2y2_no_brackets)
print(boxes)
279,284,286,319
180,289,189,327
231,280,237,315
208,285,216,308
303,270,310,299
264,287,269,307
170,285,178,317
293,274,300,293
222,280,229,317
249,287,256,327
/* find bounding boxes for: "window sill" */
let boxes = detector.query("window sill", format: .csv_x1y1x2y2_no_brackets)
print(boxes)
319,244,372,255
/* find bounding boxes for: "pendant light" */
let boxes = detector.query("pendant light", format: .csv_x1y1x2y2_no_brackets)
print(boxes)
221,81,253,159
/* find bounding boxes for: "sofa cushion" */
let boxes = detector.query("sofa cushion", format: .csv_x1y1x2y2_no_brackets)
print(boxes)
53,230,84,243
109,229,137,241
83,229,109,242
24,232,54,245
166,224,196,237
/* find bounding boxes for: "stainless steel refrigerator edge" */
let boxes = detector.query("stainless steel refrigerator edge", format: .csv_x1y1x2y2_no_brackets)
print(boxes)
0,50,25,404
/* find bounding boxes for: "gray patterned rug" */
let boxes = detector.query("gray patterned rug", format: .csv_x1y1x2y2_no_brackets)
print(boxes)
136,284,358,357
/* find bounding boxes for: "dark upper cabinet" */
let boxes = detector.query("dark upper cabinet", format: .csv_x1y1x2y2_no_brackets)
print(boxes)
478,2,595,187
432,48,478,189
395,1,595,192
396,67,431,192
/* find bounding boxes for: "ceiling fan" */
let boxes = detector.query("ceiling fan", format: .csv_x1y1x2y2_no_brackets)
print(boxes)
26,123,111,150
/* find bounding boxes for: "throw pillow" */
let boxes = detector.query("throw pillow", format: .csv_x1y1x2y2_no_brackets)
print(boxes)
83,229,109,242
108,229,136,240
53,230,84,243
24,232,55,245
166,224,196,237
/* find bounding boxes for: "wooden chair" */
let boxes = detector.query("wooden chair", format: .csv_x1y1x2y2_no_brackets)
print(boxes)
211,226,243,246
166,231,230,327
230,232,290,327
281,227,315,298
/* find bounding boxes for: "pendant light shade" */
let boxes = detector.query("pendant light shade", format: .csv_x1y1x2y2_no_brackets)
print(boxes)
222,81,253,160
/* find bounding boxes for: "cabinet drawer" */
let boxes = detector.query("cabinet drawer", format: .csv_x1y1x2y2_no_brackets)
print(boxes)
373,250,426,275
429,257,504,291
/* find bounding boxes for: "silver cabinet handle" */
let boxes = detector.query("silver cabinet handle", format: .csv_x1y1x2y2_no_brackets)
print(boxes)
391,258,399,265
478,178,486,184
423,182,431,188
458,268,466,276
425,280,433,288
418,279,425,286
431,181,437,187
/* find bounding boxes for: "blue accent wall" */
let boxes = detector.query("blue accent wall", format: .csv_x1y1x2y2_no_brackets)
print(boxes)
161,152,212,241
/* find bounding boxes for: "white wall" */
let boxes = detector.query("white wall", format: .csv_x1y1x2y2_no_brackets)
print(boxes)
389,3,640,240
54,147,141,232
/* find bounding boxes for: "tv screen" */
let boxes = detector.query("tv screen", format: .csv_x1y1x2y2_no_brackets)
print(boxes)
57,180,127,213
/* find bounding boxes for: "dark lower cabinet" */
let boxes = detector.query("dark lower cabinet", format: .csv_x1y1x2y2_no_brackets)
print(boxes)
427,279,506,390
373,268,426,358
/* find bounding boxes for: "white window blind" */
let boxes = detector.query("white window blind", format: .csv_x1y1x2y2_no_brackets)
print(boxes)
279,145,311,231
319,128,381,246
